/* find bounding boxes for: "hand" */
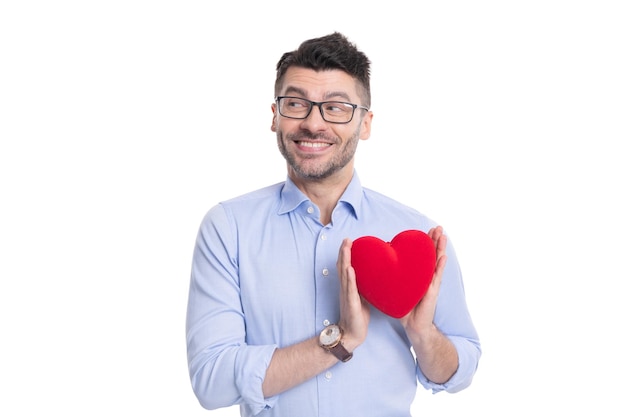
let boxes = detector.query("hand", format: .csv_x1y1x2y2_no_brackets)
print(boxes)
336,238,370,351
399,226,448,333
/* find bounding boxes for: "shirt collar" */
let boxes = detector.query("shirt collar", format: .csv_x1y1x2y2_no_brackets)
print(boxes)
278,171,363,220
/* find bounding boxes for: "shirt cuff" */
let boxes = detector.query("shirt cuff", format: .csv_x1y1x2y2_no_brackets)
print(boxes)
417,336,480,393
236,344,279,414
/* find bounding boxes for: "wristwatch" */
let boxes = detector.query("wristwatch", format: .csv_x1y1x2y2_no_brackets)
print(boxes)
319,324,353,362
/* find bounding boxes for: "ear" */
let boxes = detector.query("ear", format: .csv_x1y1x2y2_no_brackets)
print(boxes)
359,110,373,140
271,103,278,132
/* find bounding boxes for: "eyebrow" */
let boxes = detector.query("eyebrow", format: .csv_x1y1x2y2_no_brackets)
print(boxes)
283,86,352,102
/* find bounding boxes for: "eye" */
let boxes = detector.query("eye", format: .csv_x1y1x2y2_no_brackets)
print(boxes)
324,102,351,114
284,98,308,109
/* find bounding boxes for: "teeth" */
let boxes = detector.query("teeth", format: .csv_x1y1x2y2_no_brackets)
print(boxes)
300,141,330,148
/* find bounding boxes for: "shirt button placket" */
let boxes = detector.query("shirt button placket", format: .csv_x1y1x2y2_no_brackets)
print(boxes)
317,227,335,358
320,233,330,279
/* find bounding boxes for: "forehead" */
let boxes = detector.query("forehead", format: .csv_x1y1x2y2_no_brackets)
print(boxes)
279,67,360,101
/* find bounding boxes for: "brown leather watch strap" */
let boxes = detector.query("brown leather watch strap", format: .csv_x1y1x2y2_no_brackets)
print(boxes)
329,342,353,362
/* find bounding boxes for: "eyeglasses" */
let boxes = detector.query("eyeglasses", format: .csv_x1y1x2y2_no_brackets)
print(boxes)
275,96,369,124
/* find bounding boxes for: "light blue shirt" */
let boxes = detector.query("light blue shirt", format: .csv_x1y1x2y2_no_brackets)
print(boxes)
186,172,481,417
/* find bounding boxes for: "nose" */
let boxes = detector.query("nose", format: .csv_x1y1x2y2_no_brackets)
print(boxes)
300,103,327,130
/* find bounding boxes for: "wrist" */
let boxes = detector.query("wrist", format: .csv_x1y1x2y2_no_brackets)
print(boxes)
405,323,438,344
319,324,353,362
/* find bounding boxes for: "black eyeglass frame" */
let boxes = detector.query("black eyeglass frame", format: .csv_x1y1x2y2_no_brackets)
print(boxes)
275,96,370,124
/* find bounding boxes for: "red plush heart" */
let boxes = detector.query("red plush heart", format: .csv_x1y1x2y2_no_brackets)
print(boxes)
351,230,436,318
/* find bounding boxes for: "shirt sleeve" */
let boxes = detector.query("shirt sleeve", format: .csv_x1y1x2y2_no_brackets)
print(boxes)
416,236,482,393
185,204,279,414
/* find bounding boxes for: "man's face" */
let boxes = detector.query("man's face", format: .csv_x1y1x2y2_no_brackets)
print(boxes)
271,67,372,182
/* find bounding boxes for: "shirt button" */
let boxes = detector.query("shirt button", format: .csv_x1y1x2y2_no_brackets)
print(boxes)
325,371,332,380
307,206,314,214
323,319,330,326
322,268,329,276
320,234,327,240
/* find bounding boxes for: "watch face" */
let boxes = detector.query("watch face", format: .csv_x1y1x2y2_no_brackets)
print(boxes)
320,325,341,345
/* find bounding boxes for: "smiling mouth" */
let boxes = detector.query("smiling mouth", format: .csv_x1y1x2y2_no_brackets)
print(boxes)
297,141,331,148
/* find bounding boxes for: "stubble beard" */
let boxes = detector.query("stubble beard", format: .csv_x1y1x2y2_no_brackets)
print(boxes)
277,129,361,181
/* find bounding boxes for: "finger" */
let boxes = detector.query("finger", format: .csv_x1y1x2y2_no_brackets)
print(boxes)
337,238,358,296
428,225,443,242
337,238,353,273
342,237,353,265
435,253,448,280
437,233,447,258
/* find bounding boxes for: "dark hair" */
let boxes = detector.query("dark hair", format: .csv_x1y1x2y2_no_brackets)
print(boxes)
274,32,371,107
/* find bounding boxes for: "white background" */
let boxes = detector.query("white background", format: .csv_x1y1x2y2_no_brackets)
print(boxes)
1,1,625,415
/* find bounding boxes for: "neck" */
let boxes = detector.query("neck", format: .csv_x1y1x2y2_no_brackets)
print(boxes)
289,169,353,226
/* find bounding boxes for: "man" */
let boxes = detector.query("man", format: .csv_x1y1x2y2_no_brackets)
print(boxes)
186,32,481,416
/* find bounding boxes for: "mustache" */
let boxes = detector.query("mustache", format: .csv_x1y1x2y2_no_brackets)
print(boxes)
286,132,336,142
